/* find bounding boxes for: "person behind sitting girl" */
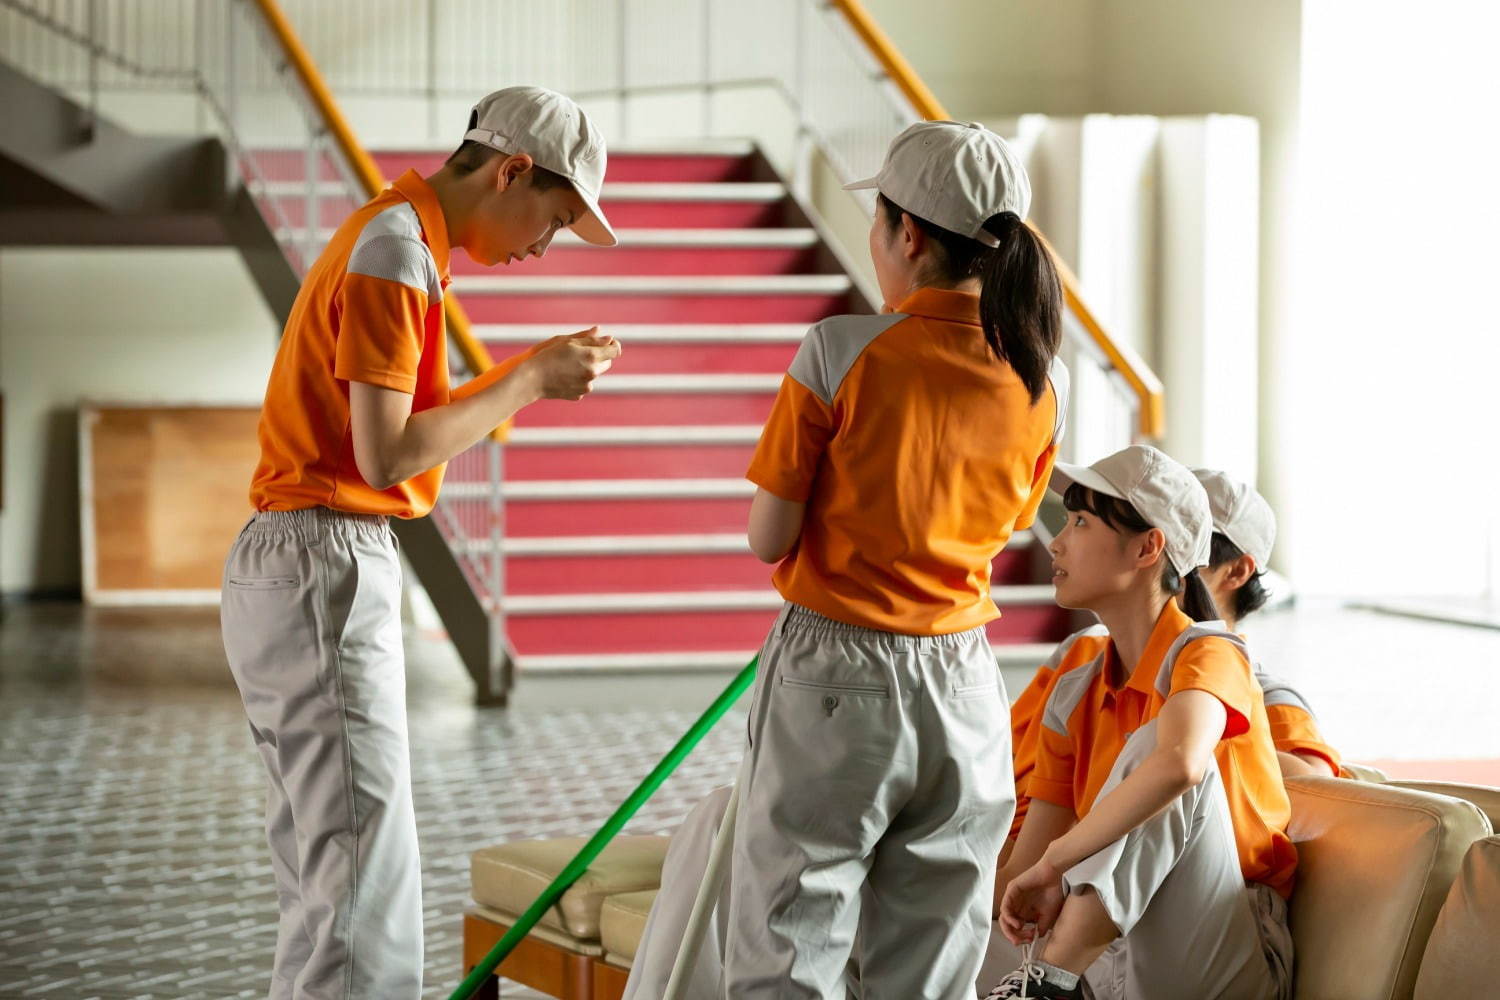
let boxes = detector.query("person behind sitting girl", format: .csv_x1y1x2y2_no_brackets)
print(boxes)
1193,468,1343,779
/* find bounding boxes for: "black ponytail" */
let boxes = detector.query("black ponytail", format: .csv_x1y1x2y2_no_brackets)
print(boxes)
1164,564,1222,623
1063,483,1221,622
878,196,1062,402
978,212,1062,403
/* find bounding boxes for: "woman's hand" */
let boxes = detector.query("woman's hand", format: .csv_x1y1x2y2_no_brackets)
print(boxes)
999,856,1066,945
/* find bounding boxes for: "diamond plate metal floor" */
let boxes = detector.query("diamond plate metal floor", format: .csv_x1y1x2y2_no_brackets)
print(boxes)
0,603,746,999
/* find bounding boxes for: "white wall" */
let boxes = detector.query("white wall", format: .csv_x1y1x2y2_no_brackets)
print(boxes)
0,249,278,595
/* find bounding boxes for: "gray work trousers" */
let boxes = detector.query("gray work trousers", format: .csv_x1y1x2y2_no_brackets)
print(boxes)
221,508,422,1000
977,720,1293,1000
723,603,1016,1000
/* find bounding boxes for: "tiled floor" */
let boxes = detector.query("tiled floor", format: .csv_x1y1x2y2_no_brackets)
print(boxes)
2,597,1497,998
0,603,745,999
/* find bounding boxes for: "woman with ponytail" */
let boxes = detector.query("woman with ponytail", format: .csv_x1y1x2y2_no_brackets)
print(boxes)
622,121,1067,999
983,445,1296,1000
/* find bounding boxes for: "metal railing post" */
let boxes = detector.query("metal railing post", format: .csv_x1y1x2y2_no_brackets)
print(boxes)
616,0,629,143
425,0,438,141
225,0,238,190
85,0,100,140
488,438,506,698
304,131,319,264
700,0,712,137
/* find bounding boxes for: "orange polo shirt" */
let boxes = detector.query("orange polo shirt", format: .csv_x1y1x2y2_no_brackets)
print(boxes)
745,288,1067,635
1031,602,1298,898
1254,670,1344,776
1009,625,1109,840
248,170,523,519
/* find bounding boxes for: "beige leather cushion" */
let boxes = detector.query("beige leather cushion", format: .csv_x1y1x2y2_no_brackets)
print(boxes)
1388,779,1500,831
1286,776,1491,1000
468,904,605,956
599,888,658,963
1340,762,1389,783
1414,836,1500,1000
470,836,669,940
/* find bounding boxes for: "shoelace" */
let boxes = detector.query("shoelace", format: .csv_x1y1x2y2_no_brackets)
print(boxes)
985,939,1045,999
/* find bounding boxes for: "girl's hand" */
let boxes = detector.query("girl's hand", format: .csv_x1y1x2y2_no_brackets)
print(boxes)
999,857,1065,945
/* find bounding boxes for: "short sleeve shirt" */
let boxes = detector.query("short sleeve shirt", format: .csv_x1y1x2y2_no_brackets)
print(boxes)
1009,625,1109,840
249,170,455,518
1032,602,1299,898
745,288,1068,635
1255,669,1344,776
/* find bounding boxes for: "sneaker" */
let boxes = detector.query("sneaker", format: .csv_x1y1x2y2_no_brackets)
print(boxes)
984,943,1084,1000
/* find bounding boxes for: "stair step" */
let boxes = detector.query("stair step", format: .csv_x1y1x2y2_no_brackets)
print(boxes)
458,290,846,324
507,425,764,445
452,275,849,295
479,531,1033,554
478,336,799,376
261,192,790,231
554,229,818,247
514,641,1061,674
478,324,807,344
503,603,1075,657
446,478,755,501
260,180,784,201
273,227,819,248
274,227,821,249
461,531,1037,594
518,391,775,427
368,143,758,184
503,533,752,555
504,585,1056,615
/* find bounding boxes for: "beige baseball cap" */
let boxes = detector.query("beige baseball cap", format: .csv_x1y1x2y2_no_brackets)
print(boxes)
1192,469,1276,570
844,120,1031,247
1050,445,1213,577
464,86,616,247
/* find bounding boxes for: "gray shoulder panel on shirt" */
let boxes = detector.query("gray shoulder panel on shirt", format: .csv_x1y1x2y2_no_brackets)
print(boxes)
1254,669,1317,716
347,203,442,302
1042,647,1106,736
1048,355,1071,443
1153,622,1251,698
1040,622,1109,671
786,312,907,405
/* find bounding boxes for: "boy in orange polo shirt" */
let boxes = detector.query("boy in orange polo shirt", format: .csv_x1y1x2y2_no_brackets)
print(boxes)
1194,468,1343,778
221,87,620,1000
985,446,1294,1000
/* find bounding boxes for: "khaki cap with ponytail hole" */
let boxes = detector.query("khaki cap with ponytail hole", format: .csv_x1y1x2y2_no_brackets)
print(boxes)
1192,469,1277,570
1049,445,1213,577
845,120,1030,245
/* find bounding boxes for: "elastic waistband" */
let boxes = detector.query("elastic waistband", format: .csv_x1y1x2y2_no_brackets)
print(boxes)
245,507,390,540
779,603,987,650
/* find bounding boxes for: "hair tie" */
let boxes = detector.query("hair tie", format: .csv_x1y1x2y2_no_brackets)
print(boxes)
983,211,1021,242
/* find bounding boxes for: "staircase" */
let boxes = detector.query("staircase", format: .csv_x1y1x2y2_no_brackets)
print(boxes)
350,143,1075,674
1,0,1143,701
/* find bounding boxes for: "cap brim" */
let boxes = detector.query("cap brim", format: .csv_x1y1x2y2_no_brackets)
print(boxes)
842,175,879,192
1048,461,1126,501
570,187,617,247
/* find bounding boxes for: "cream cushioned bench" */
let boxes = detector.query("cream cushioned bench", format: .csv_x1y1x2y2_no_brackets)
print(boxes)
464,778,1499,1000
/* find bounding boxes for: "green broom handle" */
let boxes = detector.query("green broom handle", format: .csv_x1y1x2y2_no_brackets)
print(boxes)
448,655,759,1000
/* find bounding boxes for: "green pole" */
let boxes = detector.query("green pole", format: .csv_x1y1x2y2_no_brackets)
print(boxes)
448,656,759,1000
